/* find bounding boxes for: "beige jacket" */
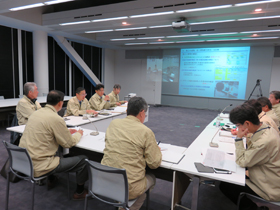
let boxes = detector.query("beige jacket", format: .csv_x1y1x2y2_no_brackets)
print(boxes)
108,91,125,107
235,124,280,201
19,105,82,177
259,111,278,132
266,109,279,127
16,95,41,125
272,103,280,124
89,93,110,111
65,96,90,116
101,115,162,199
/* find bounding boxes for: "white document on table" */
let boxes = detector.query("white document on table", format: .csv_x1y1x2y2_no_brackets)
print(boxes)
159,143,171,151
113,106,127,113
161,150,185,164
202,148,236,172
219,131,235,138
219,137,235,144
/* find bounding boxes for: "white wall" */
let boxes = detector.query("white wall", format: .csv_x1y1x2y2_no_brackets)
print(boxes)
270,57,280,92
103,49,115,94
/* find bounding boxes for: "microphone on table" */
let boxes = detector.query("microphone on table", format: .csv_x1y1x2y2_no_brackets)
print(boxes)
209,126,221,148
218,104,233,119
86,115,99,136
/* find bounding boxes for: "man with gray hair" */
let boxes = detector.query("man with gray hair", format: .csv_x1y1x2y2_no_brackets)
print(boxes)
108,84,126,107
101,97,162,210
269,90,280,123
16,82,41,125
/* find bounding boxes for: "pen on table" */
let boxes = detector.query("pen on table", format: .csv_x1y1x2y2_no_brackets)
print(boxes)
157,141,161,145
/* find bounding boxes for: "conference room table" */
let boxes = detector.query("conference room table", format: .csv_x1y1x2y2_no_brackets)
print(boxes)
6,112,244,210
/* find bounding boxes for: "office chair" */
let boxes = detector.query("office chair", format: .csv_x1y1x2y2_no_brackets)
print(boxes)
237,192,280,210
3,141,48,210
84,160,150,210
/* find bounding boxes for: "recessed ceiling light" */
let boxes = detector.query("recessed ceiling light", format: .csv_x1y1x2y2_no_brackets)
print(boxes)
122,22,127,25
190,19,235,25
111,38,136,41
148,25,172,28
201,32,238,36
60,20,91,26
92,16,128,22
176,5,232,13
150,42,174,44
238,15,280,21
137,37,165,40
235,0,280,6
241,37,279,40
125,43,148,45
10,3,45,11
130,11,174,18
85,29,114,33
207,39,239,42
176,40,205,43
253,34,258,36
44,0,74,5
115,27,147,31
166,35,199,38
255,8,262,12
241,29,280,33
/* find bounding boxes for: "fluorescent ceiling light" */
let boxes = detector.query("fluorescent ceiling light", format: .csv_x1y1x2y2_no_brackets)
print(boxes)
85,29,113,33
241,29,280,33
201,32,239,36
176,5,232,13
241,37,279,40
190,19,235,25
130,11,174,18
148,25,172,28
92,16,128,22
150,42,174,44
115,27,147,31
125,43,148,45
166,35,198,38
44,0,74,5
207,39,239,42
60,20,90,26
235,0,280,6
10,3,44,11
176,40,205,43
111,38,136,41
238,15,280,21
137,36,165,39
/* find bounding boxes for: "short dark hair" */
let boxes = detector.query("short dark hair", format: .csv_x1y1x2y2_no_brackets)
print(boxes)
270,91,280,100
23,82,36,96
127,97,148,117
244,99,262,114
216,82,224,91
113,84,121,89
47,90,64,106
75,87,85,94
95,84,104,91
257,97,272,109
230,103,260,125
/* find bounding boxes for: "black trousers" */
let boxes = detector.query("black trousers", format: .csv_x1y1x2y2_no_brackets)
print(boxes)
219,180,260,210
47,155,88,185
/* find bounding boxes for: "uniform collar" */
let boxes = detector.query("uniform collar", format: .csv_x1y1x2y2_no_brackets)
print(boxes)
273,103,280,108
74,96,83,103
45,104,57,113
126,115,141,123
251,123,270,142
258,111,266,119
111,91,117,96
24,95,36,104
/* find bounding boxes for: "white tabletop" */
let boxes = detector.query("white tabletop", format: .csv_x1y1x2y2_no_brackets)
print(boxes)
171,124,245,186
0,96,72,108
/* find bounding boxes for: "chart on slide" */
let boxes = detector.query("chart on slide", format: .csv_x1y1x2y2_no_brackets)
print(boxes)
179,47,250,99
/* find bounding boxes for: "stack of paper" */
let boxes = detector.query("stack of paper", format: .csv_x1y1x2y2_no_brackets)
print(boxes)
161,151,185,164
113,106,127,113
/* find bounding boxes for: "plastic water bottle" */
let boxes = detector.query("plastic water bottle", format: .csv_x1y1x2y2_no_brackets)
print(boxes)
216,114,221,127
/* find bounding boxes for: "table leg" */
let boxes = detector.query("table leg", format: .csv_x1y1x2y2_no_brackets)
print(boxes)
171,171,190,210
191,176,200,210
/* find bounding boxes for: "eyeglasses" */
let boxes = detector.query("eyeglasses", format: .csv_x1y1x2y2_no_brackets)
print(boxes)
79,93,87,96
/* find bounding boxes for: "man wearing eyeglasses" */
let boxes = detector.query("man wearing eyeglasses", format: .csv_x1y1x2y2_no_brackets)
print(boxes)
65,87,98,116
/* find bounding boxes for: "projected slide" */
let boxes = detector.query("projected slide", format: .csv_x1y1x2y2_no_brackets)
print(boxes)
162,55,180,82
179,47,250,99
147,56,162,82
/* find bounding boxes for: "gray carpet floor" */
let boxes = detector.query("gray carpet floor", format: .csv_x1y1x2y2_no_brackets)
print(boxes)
0,106,243,210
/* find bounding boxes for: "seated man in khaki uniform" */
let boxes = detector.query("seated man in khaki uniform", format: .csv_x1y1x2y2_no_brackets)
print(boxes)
65,87,98,116
257,96,279,127
16,82,41,125
19,90,88,200
108,84,126,107
269,90,280,123
220,103,280,210
101,97,162,210
89,83,110,111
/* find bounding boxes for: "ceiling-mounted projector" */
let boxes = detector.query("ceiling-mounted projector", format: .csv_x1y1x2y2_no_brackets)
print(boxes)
172,20,187,29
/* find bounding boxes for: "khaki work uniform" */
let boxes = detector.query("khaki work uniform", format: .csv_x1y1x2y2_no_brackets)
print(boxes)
108,91,125,107
65,96,90,116
89,93,110,111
